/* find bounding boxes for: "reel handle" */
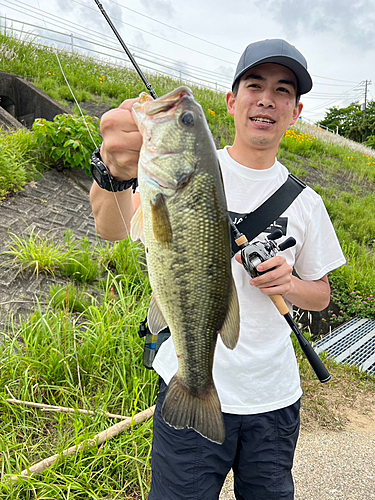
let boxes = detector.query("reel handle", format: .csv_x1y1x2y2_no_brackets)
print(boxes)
278,237,296,252
267,229,283,241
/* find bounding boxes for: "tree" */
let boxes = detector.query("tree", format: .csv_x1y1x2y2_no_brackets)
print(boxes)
319,100,375,144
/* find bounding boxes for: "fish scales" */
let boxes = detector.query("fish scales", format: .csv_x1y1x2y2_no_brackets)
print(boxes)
131,87,240,444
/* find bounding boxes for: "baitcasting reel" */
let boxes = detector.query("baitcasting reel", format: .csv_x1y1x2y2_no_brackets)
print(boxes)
240,229,296,279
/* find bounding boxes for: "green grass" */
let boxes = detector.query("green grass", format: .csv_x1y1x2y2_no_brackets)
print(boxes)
278,129,375,311
4,230,150,288
1,246,156,498
0,128,42,200
0,29,375,498
5,229,69,277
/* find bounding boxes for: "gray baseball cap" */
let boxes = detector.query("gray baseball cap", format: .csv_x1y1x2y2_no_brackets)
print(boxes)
232,39,313,95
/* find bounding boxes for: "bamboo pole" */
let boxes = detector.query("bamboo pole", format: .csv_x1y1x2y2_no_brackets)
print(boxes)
11,405,156,480
6,398,129,420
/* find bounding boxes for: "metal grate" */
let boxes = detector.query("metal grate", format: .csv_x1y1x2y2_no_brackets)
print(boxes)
315,317,375,375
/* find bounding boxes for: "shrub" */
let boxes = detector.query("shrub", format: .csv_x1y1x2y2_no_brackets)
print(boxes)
32,113,101,174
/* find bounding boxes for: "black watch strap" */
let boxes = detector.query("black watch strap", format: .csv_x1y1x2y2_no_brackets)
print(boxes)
90,147,138,193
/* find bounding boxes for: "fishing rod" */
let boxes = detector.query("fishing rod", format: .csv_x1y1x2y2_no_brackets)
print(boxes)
93,0,158,99
94,0,331,383
231,221,331,383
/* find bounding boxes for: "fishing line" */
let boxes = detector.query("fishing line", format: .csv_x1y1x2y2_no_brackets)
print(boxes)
35,0,97,147
33,0,147,291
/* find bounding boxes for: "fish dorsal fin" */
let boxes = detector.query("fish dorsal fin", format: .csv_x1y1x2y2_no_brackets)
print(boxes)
148,295,168,334
130,206,145,244
151,193,172,247
219,276,240,350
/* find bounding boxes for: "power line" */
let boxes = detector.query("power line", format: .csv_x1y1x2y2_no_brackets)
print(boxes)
0,15,230,91
301,83,365,115
69,0,236,66
2,2,373,115
312,82,360,87
0,5,233,84
100,0,240,55
311,74,359,84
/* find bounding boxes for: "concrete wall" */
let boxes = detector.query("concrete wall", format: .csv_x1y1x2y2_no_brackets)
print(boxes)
0,105,26,131
0,71,70,130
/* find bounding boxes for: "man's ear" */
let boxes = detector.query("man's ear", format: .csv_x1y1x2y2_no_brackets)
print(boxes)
226,92,236,116
290,102,303,126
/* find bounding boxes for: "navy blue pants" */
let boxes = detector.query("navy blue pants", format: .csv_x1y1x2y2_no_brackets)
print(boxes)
149,379,300,500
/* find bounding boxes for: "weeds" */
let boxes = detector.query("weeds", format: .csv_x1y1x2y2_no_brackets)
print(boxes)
60,233,102,283
0,129,42,200
5,229,68,276
0,275,157,498
32,114,101,174
4,230,150,290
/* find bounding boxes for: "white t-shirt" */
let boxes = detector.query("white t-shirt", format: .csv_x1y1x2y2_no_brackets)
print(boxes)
152,146,346,415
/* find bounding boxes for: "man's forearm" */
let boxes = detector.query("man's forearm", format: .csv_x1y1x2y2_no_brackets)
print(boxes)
283,275,331,312
89,182,138,241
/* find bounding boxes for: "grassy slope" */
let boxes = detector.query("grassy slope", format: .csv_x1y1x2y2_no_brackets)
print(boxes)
0,31,374,499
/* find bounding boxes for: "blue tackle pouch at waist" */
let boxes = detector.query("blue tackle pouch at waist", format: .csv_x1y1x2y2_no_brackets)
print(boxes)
138,319,171,370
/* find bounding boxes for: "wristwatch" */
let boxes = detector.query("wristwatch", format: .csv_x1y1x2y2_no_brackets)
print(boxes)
90,147,138,193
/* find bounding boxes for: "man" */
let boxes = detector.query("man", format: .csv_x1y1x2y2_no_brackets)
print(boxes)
90,39,345,500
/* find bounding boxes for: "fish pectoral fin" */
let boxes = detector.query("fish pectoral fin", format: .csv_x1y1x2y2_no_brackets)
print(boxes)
130,206,145,244
148,295,168,334
219,276,240,350
151,193,172,247
161,374,225,445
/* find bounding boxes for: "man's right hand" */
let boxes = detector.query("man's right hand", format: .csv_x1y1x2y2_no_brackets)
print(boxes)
99,97,143,182
90,97,147,241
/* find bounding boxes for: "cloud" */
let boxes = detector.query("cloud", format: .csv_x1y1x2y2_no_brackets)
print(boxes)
263,0,375,50
54,0,124,34
138,0,175,19
133,32,150,52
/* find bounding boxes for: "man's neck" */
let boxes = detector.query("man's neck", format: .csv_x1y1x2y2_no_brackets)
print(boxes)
227,144,278,170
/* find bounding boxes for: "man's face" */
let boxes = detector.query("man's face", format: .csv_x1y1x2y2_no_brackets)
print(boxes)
226,63,303,153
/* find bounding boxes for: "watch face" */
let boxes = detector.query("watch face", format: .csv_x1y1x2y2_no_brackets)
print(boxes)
91,155,112,190
91,163,103,185
91,148,137,192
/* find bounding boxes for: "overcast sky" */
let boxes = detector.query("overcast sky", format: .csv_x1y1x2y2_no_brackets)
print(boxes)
1,0,375,123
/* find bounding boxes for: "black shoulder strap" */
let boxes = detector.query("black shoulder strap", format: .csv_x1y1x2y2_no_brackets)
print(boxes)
230,173,306,253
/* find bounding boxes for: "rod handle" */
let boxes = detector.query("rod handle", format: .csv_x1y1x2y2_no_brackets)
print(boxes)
291,324,331,383
269,294,290,315
270,294,331,384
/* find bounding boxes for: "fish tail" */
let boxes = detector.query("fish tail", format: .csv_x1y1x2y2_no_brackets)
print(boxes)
161,374,225,444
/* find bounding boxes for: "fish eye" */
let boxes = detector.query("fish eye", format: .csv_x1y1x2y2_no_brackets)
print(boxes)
180,111,195,127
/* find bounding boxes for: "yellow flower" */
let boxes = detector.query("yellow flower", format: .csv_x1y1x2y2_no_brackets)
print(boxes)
208,109,216,116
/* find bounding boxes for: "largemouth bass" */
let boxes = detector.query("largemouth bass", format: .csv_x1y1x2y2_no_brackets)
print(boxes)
131,87,240,444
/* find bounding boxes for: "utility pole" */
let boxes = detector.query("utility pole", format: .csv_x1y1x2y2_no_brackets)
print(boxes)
362,79,372,121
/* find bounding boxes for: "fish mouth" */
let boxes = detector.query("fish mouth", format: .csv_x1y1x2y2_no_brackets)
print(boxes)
141,87,193,116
